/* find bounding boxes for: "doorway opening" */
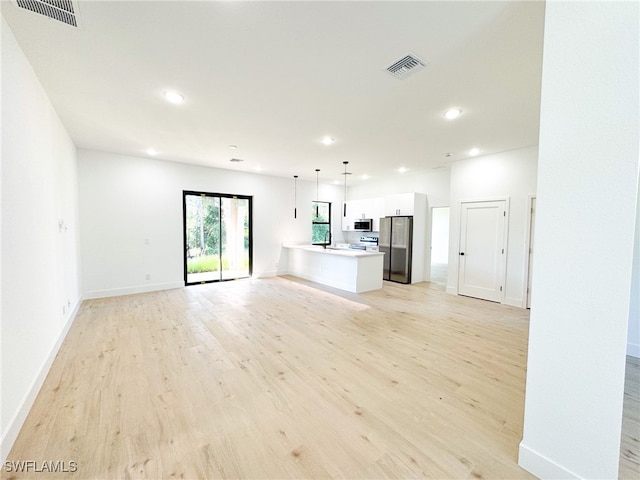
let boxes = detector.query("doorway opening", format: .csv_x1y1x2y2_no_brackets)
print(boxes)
183,191,252,285
430,207,450,286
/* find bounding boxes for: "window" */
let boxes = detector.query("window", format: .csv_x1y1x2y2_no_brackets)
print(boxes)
312,201,331,246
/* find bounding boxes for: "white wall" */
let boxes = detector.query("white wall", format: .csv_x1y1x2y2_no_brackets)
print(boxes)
519,1,639,479
1,17,82,461
447,146,538,307
77,149,343,298
347,168,450,208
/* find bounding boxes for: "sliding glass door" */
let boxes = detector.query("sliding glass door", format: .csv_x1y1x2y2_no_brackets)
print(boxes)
183,191,252,285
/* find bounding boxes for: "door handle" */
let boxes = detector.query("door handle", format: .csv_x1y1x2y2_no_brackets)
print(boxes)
460,252,465,256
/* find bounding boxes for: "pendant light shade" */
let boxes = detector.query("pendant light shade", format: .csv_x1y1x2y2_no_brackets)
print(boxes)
293,175,298,219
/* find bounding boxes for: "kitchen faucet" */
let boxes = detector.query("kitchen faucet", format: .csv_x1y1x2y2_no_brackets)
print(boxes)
323,230,331,249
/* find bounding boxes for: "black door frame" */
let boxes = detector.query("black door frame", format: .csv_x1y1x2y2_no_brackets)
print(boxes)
183,190,253,285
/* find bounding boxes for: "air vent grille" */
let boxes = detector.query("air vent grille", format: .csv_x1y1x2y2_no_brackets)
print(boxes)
386,54,428,79
14,0,79,27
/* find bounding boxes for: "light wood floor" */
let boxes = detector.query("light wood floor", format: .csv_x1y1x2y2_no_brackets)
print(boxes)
4,277,637,479
429,263,448,287
620,355,640,478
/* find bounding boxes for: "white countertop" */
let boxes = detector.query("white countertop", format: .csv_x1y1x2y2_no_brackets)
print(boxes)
283,244,383,257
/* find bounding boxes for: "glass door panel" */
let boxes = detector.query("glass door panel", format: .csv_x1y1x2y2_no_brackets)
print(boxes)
220,197,250,280
185,194,221,284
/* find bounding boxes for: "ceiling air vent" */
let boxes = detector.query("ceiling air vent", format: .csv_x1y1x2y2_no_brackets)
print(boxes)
386,53,428,80
12,0,80,28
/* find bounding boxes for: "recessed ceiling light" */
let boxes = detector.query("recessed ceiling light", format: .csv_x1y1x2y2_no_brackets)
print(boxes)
361,174,369,180
163,90,184,104
469,148,480,156
398,167,408,173
254,166,262,172
228,145,238,150
321,136,335,146
443,108,462,120
146,148,158,156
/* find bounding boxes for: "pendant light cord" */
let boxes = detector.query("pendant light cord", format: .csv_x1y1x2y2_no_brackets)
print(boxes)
343,161,349,217
315,169,320,217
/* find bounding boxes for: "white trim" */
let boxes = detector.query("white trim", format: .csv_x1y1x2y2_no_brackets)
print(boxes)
504,296,523,308
457,197,510,304
518,442,580,479
252,270,280,279
523,195,537,309
0,300,81,463
84,281,183,299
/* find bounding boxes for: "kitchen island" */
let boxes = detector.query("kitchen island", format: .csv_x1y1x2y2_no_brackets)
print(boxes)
283,244,384,293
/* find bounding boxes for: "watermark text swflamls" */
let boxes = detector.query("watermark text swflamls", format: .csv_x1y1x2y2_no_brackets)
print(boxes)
3,460,78,473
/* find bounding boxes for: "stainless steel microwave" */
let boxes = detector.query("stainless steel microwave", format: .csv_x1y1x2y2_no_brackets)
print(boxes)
353,219,373,231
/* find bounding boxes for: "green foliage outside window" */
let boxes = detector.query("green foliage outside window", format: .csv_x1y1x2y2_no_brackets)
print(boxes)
185,195,221,256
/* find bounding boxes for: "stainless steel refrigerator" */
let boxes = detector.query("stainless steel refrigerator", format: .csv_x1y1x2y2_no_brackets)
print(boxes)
379,216,413,284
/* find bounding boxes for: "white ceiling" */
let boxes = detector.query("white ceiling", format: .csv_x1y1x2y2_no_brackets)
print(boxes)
2,0,545,184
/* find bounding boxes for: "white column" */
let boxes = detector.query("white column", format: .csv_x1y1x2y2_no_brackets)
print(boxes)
519,1,639,478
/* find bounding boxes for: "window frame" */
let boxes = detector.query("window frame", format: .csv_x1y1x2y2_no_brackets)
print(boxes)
311,201,332,246
182,190,253,285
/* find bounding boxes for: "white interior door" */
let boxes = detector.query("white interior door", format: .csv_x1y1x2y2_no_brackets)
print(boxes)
458,200,507,302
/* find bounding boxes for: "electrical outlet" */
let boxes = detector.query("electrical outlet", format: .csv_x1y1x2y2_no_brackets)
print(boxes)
62,305,66,315
145,274,151,280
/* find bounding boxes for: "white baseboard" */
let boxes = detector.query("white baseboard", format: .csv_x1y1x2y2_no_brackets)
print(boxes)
627,342,640,358
252,270,279,279
84,281,184,299
518,442,580,479
0,300,81,463
504,296,525,308
444,287,527,308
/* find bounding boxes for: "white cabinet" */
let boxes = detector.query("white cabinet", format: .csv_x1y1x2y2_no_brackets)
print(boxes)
384,193,415,216
369,198,384,231
341,198,384,231
348,199,366,220
341,202,353,231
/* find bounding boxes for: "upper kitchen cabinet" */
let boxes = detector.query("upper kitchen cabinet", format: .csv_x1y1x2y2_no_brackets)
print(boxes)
341,201,353,231
384,193,417,216
342,198,384,231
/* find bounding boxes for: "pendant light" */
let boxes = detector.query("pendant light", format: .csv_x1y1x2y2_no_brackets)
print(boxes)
342,161,351,217
315,169,320,217
293,175,298,219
